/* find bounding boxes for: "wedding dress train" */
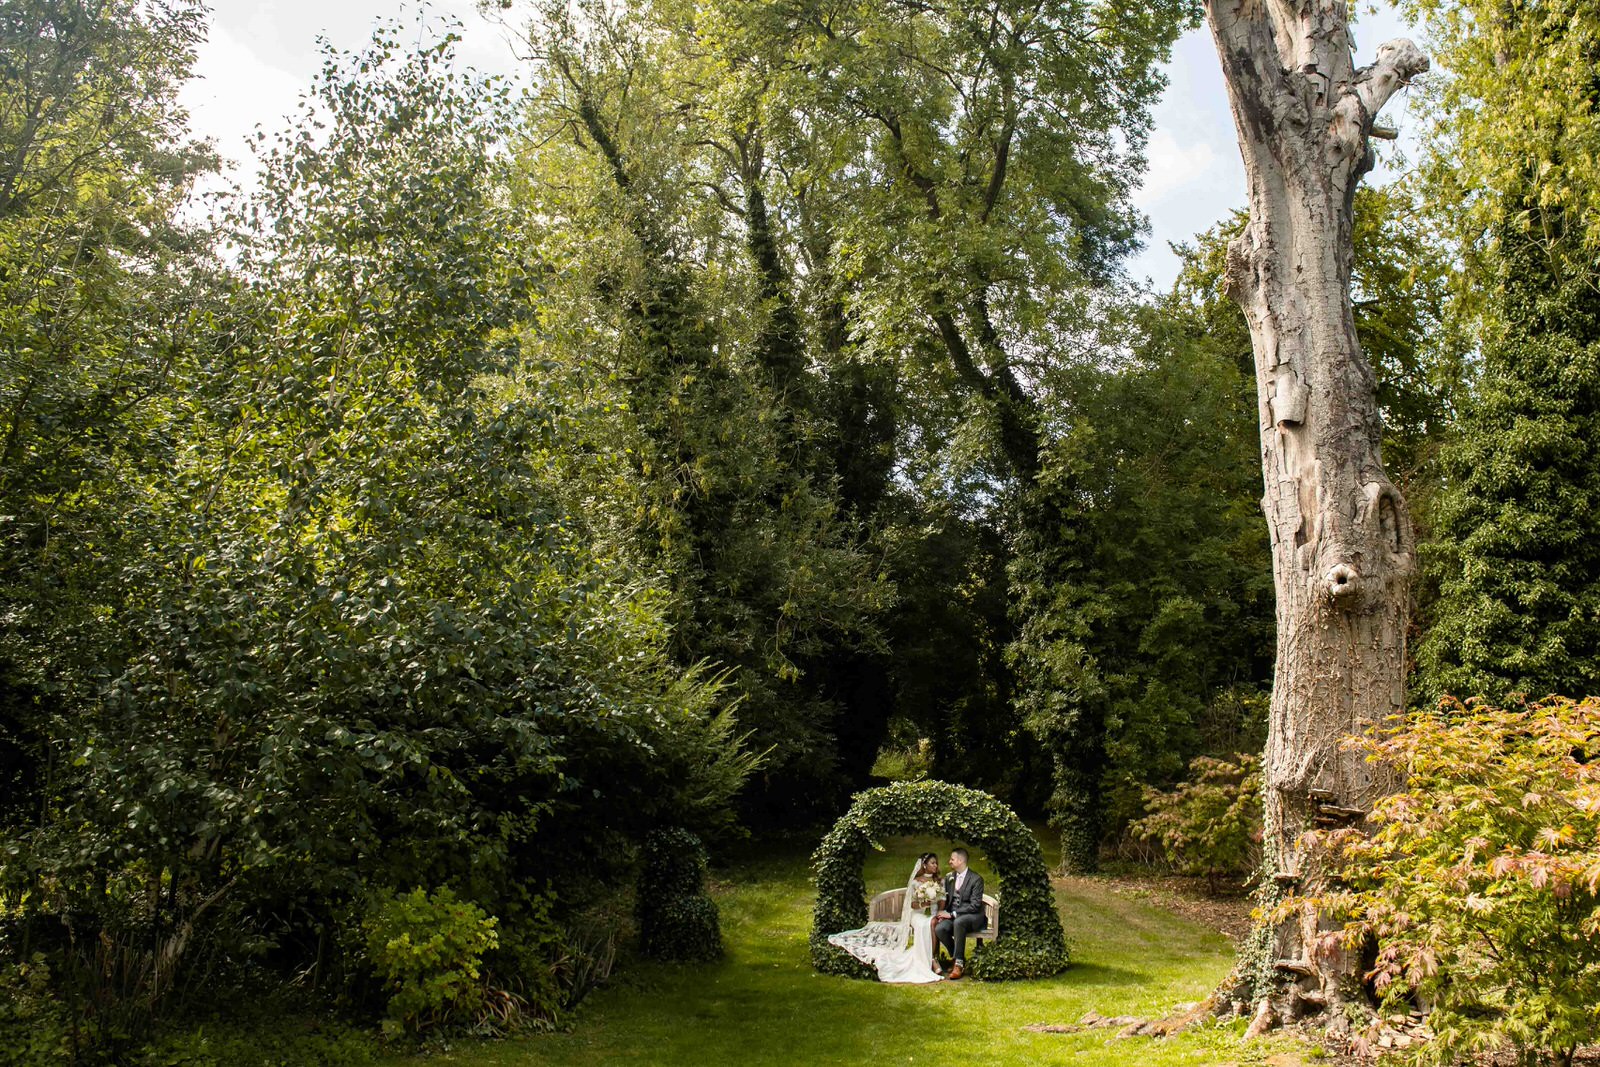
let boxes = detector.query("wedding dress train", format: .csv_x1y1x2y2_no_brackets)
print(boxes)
826,861,942,985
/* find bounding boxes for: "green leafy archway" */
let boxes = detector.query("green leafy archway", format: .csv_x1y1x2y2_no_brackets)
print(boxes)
809,780,1069,980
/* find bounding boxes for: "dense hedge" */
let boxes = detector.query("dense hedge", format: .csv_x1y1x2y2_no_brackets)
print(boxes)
809,781,1069,980
637,828,723,962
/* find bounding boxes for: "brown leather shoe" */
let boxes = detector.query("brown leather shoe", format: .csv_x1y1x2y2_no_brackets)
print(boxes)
949,962,964,980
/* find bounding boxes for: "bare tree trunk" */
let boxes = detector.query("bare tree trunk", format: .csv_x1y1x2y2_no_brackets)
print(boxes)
1203,0,1428,1026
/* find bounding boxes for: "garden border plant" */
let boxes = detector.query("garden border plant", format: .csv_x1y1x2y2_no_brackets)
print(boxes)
810,781,1069,980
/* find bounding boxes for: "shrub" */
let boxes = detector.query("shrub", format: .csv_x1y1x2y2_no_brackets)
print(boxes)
636,828,723,962
361,887,498,1036
0,955,72,1066
870,736,934,783
474,890,569,1034
809,780,1069,981
1296,698,1600,1067
1131,753,1261,891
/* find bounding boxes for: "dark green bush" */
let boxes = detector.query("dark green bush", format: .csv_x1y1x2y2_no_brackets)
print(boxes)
636,829,723,962
809,780,1069,981
0,955,72,1066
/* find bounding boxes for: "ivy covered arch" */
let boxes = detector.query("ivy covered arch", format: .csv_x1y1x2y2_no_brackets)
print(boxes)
809,780,1070,980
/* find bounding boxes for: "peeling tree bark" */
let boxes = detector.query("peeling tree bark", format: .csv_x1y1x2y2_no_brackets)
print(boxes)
1202,0,1427,1024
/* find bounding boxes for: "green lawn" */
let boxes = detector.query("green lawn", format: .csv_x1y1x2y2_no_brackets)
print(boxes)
385,832,1312,1066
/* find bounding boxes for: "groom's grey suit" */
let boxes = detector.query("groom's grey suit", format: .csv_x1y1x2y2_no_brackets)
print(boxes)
934,869,987,966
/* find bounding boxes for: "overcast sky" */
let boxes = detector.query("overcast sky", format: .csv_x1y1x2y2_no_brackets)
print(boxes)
183,1,1426,290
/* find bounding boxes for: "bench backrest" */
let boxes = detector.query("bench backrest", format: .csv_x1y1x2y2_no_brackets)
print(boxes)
868,887,904,921
866,887,1000,935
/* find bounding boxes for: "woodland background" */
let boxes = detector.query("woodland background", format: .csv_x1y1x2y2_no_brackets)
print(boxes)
2,0,1598,1061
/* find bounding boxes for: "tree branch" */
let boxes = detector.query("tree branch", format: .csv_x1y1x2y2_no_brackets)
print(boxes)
1354,40,1430,119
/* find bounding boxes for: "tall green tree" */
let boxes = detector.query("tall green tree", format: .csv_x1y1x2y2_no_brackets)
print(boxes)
1406,0,1600,703
0,0,216,828
513,2,890,821
550,0,1197,851
4,26,754,1037
1404,0,1600,283
1419,223,1600,702
1009,297,1274,865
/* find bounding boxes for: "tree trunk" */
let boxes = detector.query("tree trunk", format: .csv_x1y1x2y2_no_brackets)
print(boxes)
1203,0,1428,1023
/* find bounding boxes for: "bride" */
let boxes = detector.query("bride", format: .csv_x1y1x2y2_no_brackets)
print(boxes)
827,852,944,984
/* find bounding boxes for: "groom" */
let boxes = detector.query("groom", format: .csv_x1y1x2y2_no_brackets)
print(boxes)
933,847,986,980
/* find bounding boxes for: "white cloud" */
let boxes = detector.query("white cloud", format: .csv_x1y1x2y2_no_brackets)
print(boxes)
180,19,305,191
1137,130,1220,206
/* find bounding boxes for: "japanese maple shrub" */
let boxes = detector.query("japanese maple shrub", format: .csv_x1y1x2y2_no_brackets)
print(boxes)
1296,698,1600,1066
1132,753,1262,892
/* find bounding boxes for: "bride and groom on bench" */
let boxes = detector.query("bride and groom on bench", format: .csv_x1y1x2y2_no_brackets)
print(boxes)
827,848,996,984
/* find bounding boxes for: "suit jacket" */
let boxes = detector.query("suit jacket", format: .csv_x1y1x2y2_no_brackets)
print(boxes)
942,870,987,926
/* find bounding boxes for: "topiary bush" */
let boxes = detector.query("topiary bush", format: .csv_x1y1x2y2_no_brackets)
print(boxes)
809,780,1069,981
636,828,723,962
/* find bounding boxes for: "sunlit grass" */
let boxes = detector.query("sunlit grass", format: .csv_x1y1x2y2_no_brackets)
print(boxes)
382,830,1310,1066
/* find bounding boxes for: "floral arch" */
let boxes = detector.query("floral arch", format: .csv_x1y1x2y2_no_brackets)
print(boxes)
809,780,1070,980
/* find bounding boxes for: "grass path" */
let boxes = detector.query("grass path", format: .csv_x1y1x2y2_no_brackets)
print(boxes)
385,833,1313,1066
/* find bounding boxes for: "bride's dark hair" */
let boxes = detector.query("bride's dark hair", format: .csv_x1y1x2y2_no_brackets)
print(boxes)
916,852,938,873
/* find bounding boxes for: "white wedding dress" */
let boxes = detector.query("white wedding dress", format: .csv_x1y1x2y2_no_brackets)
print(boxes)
826,861,943,984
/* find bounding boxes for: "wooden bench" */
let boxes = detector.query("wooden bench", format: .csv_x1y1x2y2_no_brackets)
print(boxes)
868,887,999,944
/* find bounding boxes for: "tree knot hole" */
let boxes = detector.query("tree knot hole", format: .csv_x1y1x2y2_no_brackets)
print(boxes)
1323,564,1358,601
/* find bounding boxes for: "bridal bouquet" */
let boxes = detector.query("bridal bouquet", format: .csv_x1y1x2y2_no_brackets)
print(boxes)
910,881,941,912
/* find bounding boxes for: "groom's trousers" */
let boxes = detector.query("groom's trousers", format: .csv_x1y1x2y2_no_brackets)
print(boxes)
935,914,986,964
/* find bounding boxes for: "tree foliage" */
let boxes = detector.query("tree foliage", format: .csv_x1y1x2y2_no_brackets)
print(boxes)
8,0,1549,1050
0,0,217,829
1404,0,1600,277
1408,0,1600,706
1419,221,1600,703
0,20,756,1052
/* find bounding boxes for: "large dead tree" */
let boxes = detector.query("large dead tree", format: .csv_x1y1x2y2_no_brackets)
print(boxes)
1203,0,1428,1029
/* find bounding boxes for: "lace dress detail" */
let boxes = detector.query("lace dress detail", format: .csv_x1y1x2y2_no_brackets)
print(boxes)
826,875,943,984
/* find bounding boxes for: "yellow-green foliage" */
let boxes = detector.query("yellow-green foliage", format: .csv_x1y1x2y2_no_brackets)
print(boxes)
362,888,499,1037
1295,698,1600,1066
1132,754,1261,888
1405,0,1600,265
